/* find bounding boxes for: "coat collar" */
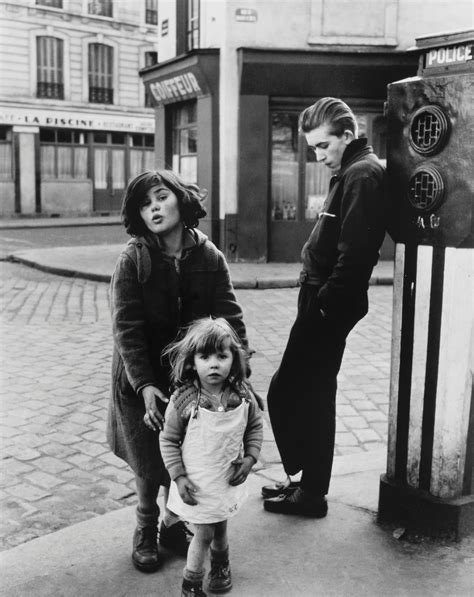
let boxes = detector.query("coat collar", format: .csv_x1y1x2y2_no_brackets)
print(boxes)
138,227,208,255
333,138,373,180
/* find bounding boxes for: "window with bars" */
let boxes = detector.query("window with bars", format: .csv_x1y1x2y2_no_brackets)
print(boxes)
144,51,158,107
88,43,113,104
39,129,89,179
37,37,64,100
88,0,112,17
145,0,158,25
0,127,13,180
36,0,63,8
187,0,200,51
171,102,197,183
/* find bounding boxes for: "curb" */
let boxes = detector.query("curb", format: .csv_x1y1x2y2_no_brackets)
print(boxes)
8,254,393,288
0,216,122,231
7,254,111,283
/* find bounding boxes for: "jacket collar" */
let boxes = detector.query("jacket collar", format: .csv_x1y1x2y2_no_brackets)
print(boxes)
335,138,373,178
139,227,208,255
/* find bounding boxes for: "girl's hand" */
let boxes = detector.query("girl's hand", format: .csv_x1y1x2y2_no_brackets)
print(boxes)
229,456,255,486
176,475,198,505
142,385,169,432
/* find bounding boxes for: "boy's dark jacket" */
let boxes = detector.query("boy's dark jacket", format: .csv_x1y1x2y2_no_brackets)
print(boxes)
301,138,386,319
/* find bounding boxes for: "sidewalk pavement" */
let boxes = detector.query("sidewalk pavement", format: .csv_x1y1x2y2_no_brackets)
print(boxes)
2,244,472,595
2,449,472,597
7,243,394,288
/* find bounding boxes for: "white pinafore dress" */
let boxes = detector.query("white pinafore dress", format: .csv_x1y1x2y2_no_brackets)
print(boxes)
167,398,250,524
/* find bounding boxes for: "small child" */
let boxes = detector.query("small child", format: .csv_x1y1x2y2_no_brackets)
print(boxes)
160,317,263,596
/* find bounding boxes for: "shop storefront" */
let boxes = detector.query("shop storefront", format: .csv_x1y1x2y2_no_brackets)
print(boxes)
141,50,219,241
142,47,417,262
0,106,155,216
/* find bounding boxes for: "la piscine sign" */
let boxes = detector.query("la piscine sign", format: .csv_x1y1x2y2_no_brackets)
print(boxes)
0,107,154,132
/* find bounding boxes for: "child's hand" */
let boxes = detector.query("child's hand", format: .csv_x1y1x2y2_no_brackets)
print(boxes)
175,475,198,505
229,456,255,486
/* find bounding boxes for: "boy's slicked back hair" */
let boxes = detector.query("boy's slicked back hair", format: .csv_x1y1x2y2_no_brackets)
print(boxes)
299,97,358,137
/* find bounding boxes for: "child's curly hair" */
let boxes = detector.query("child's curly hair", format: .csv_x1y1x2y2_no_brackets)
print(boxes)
121,169,207,236
163,317,247,388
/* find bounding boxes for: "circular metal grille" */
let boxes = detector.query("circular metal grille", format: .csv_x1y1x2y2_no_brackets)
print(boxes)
409,105,449,155
407,166,444,212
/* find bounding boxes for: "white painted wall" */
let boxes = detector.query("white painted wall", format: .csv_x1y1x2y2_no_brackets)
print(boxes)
196,0,473,52
156,0,177,62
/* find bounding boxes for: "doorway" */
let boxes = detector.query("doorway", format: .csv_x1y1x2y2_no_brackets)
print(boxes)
92,131,126,212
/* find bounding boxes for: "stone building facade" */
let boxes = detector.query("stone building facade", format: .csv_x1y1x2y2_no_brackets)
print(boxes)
142,0,472,261
0,0,158,216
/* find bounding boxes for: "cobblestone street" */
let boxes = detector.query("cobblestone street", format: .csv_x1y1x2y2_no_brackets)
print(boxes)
0,261,392,551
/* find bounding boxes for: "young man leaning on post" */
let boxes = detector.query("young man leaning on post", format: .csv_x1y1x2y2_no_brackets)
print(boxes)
263,97,386,517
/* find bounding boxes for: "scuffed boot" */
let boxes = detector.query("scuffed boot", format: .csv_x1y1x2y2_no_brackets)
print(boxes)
208,547,232,593
182,569,207,596
131,507,160,572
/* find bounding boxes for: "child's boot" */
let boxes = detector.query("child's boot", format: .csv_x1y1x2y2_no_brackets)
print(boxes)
208,547,232,593
131,506,160,572
182,569,207,596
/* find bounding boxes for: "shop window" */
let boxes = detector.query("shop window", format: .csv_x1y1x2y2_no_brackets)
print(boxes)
129,134,154,179
187,0,200,51
0,127,13,180
93,131,107,144
88,0,112,17
145,0,157,25
40,129,88,180
111,132,125,145
36,0,63,7
271,113,299,220
37,37,64,100
89,43,113,104
144,51,158,107
171,102,197,183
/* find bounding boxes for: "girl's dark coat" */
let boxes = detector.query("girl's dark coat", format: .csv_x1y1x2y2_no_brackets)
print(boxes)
107,229,247,481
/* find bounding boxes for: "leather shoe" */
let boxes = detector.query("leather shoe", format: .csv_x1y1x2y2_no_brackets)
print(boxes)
159,520,193,556
264,487,328,518
261,480,300,499
132,525,160,572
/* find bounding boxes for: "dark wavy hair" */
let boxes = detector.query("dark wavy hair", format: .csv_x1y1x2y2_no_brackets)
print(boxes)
162,317,247,388
299,97,358,138
121,169,207,236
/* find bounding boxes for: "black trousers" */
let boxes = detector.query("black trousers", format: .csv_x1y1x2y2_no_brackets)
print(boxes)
267,284,361,497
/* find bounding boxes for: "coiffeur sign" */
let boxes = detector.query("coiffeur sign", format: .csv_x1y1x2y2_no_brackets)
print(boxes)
146,70,208,105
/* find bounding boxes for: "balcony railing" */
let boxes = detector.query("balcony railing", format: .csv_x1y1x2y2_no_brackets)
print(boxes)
89,87,113,104
37,82,64,99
